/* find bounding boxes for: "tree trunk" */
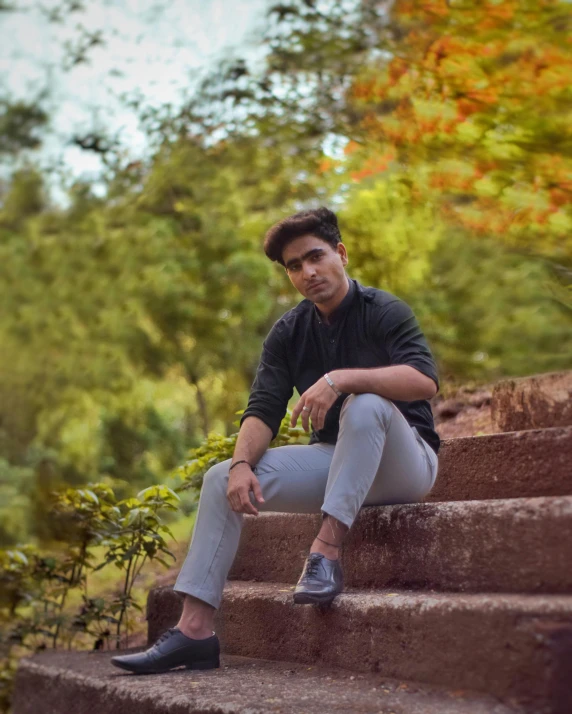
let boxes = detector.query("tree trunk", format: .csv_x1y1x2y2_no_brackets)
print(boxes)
187,369,210,438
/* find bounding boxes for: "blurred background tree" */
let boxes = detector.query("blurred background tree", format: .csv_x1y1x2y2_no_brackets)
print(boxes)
0,0,570,546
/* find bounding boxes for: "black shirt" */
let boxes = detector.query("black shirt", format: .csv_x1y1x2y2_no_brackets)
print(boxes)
241,277,441,455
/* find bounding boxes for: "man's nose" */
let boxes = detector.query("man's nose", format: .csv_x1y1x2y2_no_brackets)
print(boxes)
302,262,317,280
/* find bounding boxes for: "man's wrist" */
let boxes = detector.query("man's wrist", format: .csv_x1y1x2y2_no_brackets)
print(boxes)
324,372,343,397
229,461,256,476
229,459,252,472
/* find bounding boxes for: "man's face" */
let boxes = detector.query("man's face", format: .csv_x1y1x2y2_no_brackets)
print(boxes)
282,234,348,304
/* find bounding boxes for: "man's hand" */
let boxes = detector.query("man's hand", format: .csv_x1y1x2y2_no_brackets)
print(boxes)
290,375,339,432
227,464,265,516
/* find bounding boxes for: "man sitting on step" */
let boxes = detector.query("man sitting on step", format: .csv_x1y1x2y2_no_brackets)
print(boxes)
111,206,440,674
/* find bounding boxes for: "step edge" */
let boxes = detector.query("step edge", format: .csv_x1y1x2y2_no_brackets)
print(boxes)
152,582,572,610
14,652,532,714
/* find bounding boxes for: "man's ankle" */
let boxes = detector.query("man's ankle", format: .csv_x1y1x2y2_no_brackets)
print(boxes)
177,595,216,640
176,622,214,640
310,538,340,561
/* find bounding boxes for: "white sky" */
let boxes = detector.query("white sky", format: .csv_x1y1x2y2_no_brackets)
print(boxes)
1,0,269,189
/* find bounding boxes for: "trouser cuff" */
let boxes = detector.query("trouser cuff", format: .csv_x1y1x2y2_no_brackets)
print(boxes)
172,583,220,610
320,505,354,530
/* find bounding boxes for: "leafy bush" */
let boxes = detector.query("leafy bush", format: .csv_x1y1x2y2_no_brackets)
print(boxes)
0,411,305,709
0,482,182,711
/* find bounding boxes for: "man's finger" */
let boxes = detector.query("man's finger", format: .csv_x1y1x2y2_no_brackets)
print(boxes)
239,493,258,516
313,407,325,432
290,400,303,427
301,404,311,432
251,478,265,504
229,491,241,513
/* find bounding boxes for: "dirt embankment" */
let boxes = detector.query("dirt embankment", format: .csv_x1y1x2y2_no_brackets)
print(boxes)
432,387,494,440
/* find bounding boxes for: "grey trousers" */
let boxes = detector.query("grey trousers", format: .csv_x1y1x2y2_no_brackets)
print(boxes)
173,393,439,609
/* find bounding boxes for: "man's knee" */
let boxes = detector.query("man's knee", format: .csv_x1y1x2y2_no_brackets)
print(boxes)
202,460,231,494
341,393,393,431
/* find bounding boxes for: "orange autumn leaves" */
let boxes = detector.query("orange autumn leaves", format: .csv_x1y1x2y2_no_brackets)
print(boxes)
341,0,572,259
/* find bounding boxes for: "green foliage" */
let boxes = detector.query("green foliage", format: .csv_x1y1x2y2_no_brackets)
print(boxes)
0,545,39,617
0,483,180,649
0,131,323,545
1,0,570,554
0,169,45,228
0,460,35,545
0,480,183,708
338,178,572,384
6,2,570,707
339,177,445,297
0,102,48,157
0,655,17,713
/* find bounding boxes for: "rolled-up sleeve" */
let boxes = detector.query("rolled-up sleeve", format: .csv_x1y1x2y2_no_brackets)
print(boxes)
240,321,294,439
375,300,439,393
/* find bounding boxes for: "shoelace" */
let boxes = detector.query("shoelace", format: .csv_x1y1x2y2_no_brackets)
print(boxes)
156,627,178,646
304,554,324,578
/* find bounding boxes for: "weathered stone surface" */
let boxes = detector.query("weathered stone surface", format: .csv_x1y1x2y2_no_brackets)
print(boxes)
429,426,572,502
226,496,572,594
491,371,572,433
13,650,527,714
147,582,572,707
529,620,572,714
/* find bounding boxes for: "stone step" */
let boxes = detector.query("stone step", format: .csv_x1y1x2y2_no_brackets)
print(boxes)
13,648,534,714
491,371,572,433
226,496,572,594
146,582,572,710
430,426,571,502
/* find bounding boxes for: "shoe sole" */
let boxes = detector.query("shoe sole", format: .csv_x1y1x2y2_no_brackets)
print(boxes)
186,659,220,671
292,592,338,606
111,658,220,674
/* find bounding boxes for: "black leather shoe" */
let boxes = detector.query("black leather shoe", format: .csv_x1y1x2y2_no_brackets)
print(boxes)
293,552,343,605
110,627,220,674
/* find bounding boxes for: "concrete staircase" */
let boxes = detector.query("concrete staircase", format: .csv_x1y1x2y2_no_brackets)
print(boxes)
14,371,572,713
13,650,530,714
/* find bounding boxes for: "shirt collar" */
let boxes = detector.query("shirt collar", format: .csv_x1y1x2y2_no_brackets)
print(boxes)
314,276,355,325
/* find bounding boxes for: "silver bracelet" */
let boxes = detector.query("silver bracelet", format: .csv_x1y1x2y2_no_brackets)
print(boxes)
324,372,343,397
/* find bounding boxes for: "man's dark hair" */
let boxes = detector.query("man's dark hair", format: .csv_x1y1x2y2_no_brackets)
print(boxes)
264,207,342,266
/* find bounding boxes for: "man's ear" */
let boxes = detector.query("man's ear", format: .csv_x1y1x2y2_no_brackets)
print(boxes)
337,242,349,266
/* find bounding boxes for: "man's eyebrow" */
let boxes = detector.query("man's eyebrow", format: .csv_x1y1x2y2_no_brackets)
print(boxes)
285,248,325,269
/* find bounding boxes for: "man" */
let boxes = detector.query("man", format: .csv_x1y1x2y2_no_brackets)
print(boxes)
111,207,440,674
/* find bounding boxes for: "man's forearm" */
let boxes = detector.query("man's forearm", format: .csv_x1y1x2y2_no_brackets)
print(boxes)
330,365,437,402
232,416,273,467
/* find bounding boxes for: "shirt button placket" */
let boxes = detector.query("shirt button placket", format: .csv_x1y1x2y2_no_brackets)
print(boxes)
328,336,336,373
